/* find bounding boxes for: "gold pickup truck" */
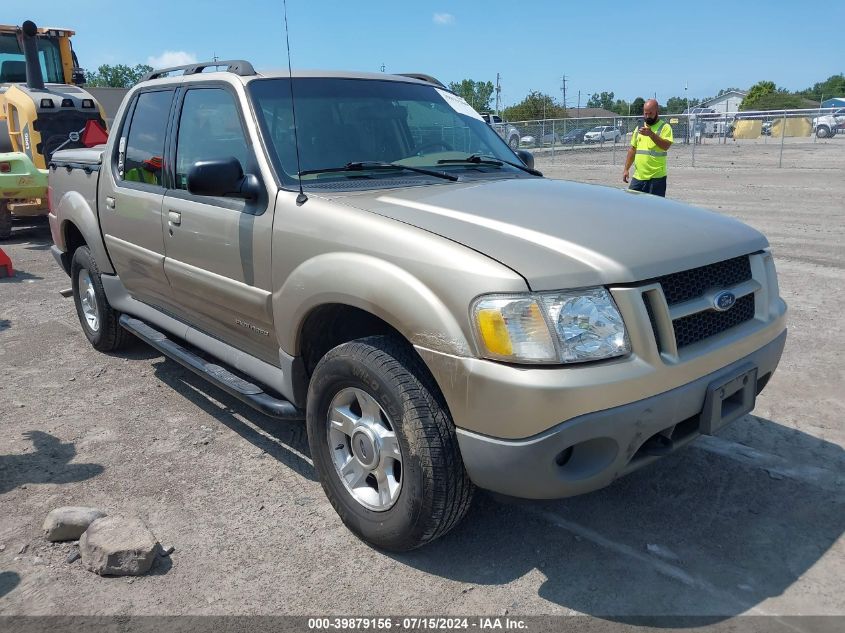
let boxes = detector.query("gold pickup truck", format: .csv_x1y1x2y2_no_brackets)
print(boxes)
48,60,787,551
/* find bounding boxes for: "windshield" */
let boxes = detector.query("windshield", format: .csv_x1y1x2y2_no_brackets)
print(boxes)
248,78,523,188
0,32,64,84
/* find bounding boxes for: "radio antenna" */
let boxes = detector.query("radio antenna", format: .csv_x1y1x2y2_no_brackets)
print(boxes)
283,0,307,205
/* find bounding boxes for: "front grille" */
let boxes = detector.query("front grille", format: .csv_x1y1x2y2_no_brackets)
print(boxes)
672,294,755,348
657,255,752,306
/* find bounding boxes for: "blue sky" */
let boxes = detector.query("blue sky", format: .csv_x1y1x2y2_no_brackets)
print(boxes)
7,0,844,106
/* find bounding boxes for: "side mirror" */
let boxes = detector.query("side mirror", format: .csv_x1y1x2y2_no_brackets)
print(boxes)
515,149,534,170
187,157,260,200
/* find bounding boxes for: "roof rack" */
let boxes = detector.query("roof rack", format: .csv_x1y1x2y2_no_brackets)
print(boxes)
140,59,256,82
396,73,446,89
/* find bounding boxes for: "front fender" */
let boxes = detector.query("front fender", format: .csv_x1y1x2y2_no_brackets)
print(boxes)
274,252,472,357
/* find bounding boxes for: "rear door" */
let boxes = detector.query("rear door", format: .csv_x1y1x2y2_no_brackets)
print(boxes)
98,89,175,308
160,84,278,364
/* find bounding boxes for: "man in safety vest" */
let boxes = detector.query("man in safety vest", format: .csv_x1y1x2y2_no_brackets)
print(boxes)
622,99,673,197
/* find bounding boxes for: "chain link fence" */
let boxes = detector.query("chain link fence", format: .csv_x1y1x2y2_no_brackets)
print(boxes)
505,107,844,169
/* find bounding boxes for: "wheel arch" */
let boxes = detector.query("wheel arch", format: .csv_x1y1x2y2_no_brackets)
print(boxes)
275,252,473,359
275,252,476,406
55,189,114,274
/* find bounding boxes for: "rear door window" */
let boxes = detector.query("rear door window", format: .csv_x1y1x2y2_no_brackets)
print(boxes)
121,90,173,187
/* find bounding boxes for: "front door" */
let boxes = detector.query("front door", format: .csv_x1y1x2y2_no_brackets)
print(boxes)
161,85,277,364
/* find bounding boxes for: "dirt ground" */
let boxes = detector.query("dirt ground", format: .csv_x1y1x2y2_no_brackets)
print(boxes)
1,141,843,623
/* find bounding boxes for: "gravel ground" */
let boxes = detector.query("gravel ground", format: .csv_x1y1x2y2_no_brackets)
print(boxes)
1,142,843,622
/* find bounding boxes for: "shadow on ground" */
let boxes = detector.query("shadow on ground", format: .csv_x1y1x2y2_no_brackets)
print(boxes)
151,360,315,482
0,270,43,284
0,431,104,494
0,571,20,599
1,217,51,244
394,415,844,624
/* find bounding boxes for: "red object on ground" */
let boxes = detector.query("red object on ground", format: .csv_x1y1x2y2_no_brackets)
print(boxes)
81,120,109,147
0,247,13,278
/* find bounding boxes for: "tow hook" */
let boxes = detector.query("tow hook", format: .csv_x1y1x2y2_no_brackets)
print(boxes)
640,433,674,457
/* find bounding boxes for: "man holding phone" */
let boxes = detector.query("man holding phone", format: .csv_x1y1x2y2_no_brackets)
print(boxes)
622,99,673,197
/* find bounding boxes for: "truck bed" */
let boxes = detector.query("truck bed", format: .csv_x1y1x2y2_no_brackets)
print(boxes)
49,147,104,217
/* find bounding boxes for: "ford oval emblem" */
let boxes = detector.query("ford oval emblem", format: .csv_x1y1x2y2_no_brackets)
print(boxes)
714,291,736,312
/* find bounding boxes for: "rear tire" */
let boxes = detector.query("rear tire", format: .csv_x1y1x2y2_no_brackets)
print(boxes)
71,246,131,352
306,335,474,551
508,136,519,151
0,201,11,240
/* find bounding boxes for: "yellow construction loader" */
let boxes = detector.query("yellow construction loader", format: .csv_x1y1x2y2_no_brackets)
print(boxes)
1,20,108,239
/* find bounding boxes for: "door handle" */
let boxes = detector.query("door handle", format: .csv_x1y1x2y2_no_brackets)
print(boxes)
105,196,115,209
168,211,181,226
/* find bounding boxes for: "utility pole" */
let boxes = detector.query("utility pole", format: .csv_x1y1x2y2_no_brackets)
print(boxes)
495,73,501,116
212,52,219,63
561,75,568,113
577,90,580,117
379,63,385,72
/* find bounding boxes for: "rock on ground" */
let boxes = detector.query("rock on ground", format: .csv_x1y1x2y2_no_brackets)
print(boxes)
79,516,159,576
43,507,107,542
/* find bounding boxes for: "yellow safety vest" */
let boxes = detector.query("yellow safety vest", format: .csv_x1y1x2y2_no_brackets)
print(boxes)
125,166,159,185
632,120,672,181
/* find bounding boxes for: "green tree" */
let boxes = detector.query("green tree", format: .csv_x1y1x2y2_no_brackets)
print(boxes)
85,64,153,88
610,99,630,116
749,92,818,110
630,97,645,115
447,79,495,112
665,96,701,113
800,74,845,102
586,91,615,110
502,91,565,121
739,81,778,110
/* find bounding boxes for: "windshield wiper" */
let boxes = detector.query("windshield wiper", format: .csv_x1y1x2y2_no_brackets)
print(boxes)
299,161,458,182
437,154,543,176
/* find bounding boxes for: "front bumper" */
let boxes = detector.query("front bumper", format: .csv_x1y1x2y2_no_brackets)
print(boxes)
454,330,785,499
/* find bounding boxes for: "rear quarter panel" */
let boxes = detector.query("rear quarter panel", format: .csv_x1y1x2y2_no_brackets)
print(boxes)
49,148,114,274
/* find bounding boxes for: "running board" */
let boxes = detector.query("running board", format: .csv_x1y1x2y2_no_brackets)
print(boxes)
119,315,303,420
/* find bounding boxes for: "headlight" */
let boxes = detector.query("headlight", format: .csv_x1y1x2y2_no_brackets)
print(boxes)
472,288,630,364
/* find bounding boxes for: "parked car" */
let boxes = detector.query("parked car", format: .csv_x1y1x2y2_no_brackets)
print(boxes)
49,61,787,551
481,112,521,149
520,131,560,147
561,127,589,144
584,125,622,143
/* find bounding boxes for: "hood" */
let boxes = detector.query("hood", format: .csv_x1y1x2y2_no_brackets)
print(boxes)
325,178,768,291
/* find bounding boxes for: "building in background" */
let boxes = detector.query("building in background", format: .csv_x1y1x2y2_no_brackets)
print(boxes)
700,90,747,114
821,97,845,109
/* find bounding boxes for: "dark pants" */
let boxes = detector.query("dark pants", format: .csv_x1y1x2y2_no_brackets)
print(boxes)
629,176,667,197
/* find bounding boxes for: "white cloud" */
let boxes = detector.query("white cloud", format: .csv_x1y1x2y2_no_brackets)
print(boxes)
433,13,455,25
146,51,198,69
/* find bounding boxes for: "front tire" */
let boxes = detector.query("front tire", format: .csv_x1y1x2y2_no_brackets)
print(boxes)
508,136,519,151
0,201,11,240
817,125,830,138
306,335,474,551
71,246,131,352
